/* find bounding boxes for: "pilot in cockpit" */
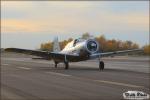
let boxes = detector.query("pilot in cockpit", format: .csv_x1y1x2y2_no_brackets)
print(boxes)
73,39,78,47
73,38,84,47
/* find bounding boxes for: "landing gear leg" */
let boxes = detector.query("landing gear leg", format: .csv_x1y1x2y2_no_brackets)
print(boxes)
64,62,69,69
54,61,58,68
64,55,69,70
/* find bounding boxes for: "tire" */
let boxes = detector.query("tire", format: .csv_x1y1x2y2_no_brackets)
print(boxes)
55,64,57,68
99,61,104,70
64,62,69,69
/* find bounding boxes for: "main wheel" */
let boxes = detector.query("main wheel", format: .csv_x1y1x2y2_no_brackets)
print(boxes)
54,61,58,68
99,61,104,70
64,62,69,69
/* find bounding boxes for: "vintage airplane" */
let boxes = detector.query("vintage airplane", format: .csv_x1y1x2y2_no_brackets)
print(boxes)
5,37,143,70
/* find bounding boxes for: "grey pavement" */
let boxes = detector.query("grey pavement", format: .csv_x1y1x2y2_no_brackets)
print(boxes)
1,52,150,100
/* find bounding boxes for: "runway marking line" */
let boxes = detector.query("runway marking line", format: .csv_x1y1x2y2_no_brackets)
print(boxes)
94,80,143,88
130,76,150,80
46,72,71,77
17,67,31,70
2,64,9,66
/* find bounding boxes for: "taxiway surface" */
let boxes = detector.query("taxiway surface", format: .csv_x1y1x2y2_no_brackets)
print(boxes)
1,52,150,100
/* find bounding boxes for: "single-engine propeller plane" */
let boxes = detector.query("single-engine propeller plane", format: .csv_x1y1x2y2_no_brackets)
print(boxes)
5,37,143,70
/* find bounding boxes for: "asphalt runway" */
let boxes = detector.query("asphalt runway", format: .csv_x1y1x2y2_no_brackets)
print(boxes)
1,52,150,100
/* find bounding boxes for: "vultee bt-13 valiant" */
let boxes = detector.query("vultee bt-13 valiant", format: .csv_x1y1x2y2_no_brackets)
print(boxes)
5,37,143,70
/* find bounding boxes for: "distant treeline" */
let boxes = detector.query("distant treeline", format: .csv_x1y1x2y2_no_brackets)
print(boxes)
40,33,150,55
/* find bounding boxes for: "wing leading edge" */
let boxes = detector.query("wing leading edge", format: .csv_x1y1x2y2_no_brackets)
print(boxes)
5,48,80,62
90,49,143,59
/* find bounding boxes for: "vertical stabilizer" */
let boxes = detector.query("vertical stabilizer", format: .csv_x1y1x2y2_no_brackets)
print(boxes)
53,37,60,52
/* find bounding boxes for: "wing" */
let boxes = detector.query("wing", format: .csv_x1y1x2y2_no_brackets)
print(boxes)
90,49,143,59
5,48,80,61
5,48,50,58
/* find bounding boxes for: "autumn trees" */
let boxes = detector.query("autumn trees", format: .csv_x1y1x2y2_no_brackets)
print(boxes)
143,45,150,55
41,42,53,51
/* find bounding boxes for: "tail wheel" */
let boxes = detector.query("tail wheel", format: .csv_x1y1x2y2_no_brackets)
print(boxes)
99,61,104,70
64,62,69,69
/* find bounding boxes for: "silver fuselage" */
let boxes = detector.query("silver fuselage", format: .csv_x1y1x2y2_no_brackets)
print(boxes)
60,39,99,56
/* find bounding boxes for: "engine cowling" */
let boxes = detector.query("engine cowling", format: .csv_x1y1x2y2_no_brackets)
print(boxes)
85,39,99,54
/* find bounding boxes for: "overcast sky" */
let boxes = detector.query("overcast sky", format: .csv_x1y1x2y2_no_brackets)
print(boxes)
1,1,149,49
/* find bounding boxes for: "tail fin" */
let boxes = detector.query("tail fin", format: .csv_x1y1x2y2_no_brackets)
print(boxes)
53,37,60,52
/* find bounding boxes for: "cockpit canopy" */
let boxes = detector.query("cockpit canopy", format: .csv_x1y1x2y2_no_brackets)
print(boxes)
73,38,85,46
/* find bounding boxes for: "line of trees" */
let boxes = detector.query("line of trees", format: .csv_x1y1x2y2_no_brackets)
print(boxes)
40,33,150,55
143,45,150,55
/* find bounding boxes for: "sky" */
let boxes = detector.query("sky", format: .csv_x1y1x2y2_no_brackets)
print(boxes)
1,1,149,49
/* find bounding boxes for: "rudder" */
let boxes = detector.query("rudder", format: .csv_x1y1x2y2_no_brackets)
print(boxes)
53,37,60,52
